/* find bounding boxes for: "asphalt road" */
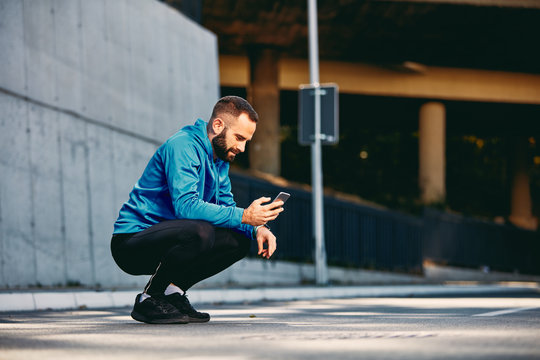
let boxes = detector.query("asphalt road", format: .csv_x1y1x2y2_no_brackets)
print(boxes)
1,294,540,360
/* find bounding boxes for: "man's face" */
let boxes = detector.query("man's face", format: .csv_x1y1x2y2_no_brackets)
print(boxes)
212,112,256,162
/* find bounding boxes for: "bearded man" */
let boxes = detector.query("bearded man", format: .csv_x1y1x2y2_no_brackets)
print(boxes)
111,96,283,324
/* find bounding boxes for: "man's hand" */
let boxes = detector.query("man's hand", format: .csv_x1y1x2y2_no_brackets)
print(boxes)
242,197,284,226
256,226,277,259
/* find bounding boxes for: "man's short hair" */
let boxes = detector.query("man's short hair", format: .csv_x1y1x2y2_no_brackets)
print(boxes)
210,96,259,123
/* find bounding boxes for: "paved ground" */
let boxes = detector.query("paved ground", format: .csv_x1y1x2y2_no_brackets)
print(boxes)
3,284,538,312
1,292,540,360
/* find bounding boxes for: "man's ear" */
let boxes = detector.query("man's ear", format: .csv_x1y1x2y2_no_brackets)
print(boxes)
212,117,226,135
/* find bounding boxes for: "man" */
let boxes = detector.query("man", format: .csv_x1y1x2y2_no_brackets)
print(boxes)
111,96,284,324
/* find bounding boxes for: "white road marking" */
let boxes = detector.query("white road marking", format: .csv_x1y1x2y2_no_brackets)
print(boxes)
473,307,539,317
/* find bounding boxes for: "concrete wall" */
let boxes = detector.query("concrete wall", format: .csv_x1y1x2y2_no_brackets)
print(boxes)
0,0,220,288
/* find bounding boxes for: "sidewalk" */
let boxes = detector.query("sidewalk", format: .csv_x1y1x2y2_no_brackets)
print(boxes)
2,259,540,312
1,283,539,312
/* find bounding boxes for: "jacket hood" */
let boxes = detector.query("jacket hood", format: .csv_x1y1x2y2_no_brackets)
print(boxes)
186,119,214,160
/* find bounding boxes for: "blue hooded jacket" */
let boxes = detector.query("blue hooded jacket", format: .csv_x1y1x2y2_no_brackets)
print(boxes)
113,119,254,240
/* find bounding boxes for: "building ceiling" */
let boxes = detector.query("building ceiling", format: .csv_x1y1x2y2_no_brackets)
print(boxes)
198,0,540,74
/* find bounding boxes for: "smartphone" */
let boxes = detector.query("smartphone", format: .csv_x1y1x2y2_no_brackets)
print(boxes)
272,191,290,204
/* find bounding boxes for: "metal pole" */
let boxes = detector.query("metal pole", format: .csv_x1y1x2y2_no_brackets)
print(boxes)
307,0,328,285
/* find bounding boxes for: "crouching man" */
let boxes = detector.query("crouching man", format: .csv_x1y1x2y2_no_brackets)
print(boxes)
111,96,283,324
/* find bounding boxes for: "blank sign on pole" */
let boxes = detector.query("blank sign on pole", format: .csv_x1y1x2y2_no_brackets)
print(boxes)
298,83,339,146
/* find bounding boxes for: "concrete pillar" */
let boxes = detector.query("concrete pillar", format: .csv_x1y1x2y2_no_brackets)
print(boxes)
247,47,280,175
419,102,446,204
509,137,538,230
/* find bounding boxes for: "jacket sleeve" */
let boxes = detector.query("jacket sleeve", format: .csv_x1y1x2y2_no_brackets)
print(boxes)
162,141,245,229
218,168,256,240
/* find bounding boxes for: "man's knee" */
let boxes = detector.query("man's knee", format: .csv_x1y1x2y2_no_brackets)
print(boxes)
191,220,216,253
212,228,251,257
242,235,251,253
234,232,251,257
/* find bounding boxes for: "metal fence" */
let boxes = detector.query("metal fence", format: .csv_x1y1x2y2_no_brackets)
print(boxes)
230,173,424,274
232,173,540,276
423,208,540,275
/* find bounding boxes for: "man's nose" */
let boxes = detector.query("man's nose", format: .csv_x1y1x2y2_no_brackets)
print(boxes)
237,142,246,153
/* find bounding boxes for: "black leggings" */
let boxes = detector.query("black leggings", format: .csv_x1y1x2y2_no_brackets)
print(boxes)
111,220,251,295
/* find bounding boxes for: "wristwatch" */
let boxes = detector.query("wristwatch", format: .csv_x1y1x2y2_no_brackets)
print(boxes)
252,224,270,238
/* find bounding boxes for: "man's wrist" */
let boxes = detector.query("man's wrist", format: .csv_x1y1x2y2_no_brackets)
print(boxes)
252,224,270,238
241,208,247,224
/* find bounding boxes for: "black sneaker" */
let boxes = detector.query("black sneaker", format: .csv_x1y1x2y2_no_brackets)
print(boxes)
131,293,189,324
165,293,210,323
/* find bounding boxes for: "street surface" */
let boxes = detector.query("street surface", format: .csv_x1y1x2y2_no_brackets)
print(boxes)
1,293,540,359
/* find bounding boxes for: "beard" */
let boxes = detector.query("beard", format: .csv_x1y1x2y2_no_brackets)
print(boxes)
212,128,238,162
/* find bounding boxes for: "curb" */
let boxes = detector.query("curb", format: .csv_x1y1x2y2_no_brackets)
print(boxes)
1,284,538,312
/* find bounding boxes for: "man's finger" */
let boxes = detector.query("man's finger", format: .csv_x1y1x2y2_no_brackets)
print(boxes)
265,209,283,221
257,237,264,255
268,238,277,257
264,207,284,218
270,200,284,208
255,197,271,205
263,201,284,210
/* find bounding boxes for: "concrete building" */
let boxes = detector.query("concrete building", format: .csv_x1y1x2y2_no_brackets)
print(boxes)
0,0,219,288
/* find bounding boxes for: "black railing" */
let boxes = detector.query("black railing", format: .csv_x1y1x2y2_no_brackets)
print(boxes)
231,172,540,276
423,208,540,275
230,172,423,274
